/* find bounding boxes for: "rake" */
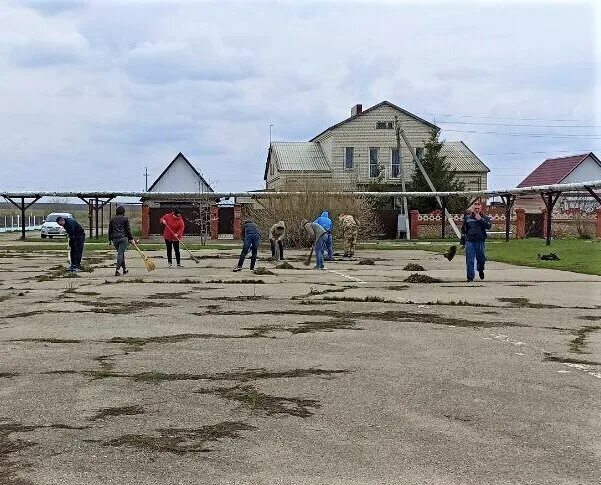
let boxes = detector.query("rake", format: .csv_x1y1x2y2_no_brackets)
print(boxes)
164,224,200,264
303,245,314,266
131,241,156,272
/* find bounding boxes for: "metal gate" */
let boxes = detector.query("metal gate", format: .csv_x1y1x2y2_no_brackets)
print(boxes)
218,206,234,235
525,213,543,238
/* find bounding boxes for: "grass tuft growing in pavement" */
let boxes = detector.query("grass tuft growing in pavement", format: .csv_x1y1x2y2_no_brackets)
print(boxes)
275,261,296,269
253,267,275,275
357,258,375,265
90,405,144,421
104,421,255,453
197,385,321,418
568,325,601,354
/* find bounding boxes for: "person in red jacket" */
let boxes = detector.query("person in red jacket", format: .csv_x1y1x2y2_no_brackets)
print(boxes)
160,209,185,267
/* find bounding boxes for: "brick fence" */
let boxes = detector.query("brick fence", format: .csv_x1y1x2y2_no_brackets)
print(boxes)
410,207,601,239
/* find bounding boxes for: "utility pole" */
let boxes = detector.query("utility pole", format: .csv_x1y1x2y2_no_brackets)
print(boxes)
143,166,149,191
395,116,409,239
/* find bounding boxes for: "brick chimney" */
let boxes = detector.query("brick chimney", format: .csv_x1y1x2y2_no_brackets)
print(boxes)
351,104,362,117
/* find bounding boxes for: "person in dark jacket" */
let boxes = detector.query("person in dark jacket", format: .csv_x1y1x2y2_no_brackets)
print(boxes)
314,211,333,261
461,199,492,282
160,210,185,267
108,205,135,276
233,219,261,272
56,215,85,272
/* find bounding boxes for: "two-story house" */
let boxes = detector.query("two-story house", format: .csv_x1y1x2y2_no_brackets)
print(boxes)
264,101,489,192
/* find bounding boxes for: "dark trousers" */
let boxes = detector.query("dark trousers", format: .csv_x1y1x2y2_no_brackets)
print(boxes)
113,237,129,271
69,237,85,268
270,239,284,260
465,240,486,280
238,234,261,269
165,239,181,265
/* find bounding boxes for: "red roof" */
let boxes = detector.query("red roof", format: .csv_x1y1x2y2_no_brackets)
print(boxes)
517,153,598,187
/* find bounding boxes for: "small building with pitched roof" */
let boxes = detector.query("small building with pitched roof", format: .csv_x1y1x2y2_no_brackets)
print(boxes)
516,152,601,214
141,152,216,238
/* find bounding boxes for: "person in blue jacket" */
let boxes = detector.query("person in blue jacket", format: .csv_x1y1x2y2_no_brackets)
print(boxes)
314,211,333,261
460,199,491,282
233,219,261,272
56,215,86,272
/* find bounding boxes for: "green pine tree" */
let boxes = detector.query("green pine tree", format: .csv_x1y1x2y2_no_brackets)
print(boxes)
408,132,467,213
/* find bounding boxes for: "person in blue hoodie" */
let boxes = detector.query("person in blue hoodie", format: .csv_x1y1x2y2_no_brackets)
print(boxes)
460,199,492,282
314,211,333,261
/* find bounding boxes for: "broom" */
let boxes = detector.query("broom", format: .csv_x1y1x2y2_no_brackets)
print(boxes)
131,241,156,272
303,245,314,266
164,224,200,264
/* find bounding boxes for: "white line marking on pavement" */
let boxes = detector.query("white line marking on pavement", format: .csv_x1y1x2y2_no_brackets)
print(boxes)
326,269,366,284
562,363,601,380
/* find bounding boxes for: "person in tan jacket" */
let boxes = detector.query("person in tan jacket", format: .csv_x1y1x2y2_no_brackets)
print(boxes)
269,220,286,261
338,214,358,257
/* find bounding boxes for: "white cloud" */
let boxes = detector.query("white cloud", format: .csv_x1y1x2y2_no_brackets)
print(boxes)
0,0,598,192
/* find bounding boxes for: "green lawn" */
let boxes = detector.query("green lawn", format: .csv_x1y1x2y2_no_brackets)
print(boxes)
484,239,601,276
361,239,601,276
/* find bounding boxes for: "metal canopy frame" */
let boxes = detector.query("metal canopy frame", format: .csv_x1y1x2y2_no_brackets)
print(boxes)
1,179,600,241
540,191,562,246
2,195,42,239
77,195,115,239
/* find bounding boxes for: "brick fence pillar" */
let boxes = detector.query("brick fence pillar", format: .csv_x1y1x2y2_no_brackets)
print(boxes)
410,210,419,239
210,205,219,240
141,204,150,239
515,208,525,239
233,204,242,240
542,208,548,238
596,207,601,239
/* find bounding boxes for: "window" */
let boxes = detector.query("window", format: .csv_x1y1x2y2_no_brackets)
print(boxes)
391,148,400,178
369,148,380,178
415,147,424,161
344,147,354,169
376,121,394,130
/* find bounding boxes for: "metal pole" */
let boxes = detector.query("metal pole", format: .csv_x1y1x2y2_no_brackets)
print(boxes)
20,197,25,240
441,197,447,239
545,193,552,246
398,128,462,238
395,116,409,239
94,197,99,239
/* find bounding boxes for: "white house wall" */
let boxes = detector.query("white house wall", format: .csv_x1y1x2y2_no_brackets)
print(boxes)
561,156,601,184
314,104,436,186
150,155,212,193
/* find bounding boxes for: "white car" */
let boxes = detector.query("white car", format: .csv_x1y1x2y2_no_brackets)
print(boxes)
40,212,72,239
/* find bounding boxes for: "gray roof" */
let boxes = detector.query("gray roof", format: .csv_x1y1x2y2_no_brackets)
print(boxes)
441,141,490,173
270,142,331,172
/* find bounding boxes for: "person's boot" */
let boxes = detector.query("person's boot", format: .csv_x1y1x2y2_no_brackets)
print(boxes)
233,266,242,272
123,268,129,275
478,269,485,280
115,270,120,276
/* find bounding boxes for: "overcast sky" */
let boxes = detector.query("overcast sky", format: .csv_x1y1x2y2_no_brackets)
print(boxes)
0,0,599,192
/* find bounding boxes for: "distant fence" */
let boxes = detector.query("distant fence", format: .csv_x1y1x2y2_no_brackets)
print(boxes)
0,214,44,233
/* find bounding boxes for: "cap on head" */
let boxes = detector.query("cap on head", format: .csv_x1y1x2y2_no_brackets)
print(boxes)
173,209,182,216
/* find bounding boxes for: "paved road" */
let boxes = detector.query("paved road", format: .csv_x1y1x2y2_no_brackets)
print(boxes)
0,247,599,484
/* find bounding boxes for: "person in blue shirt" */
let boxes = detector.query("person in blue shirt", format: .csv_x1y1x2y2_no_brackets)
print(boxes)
460,199,491,282
56,215,86,272
314,211,333,261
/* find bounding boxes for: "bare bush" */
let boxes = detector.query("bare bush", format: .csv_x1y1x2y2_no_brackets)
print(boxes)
245,185,382,249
